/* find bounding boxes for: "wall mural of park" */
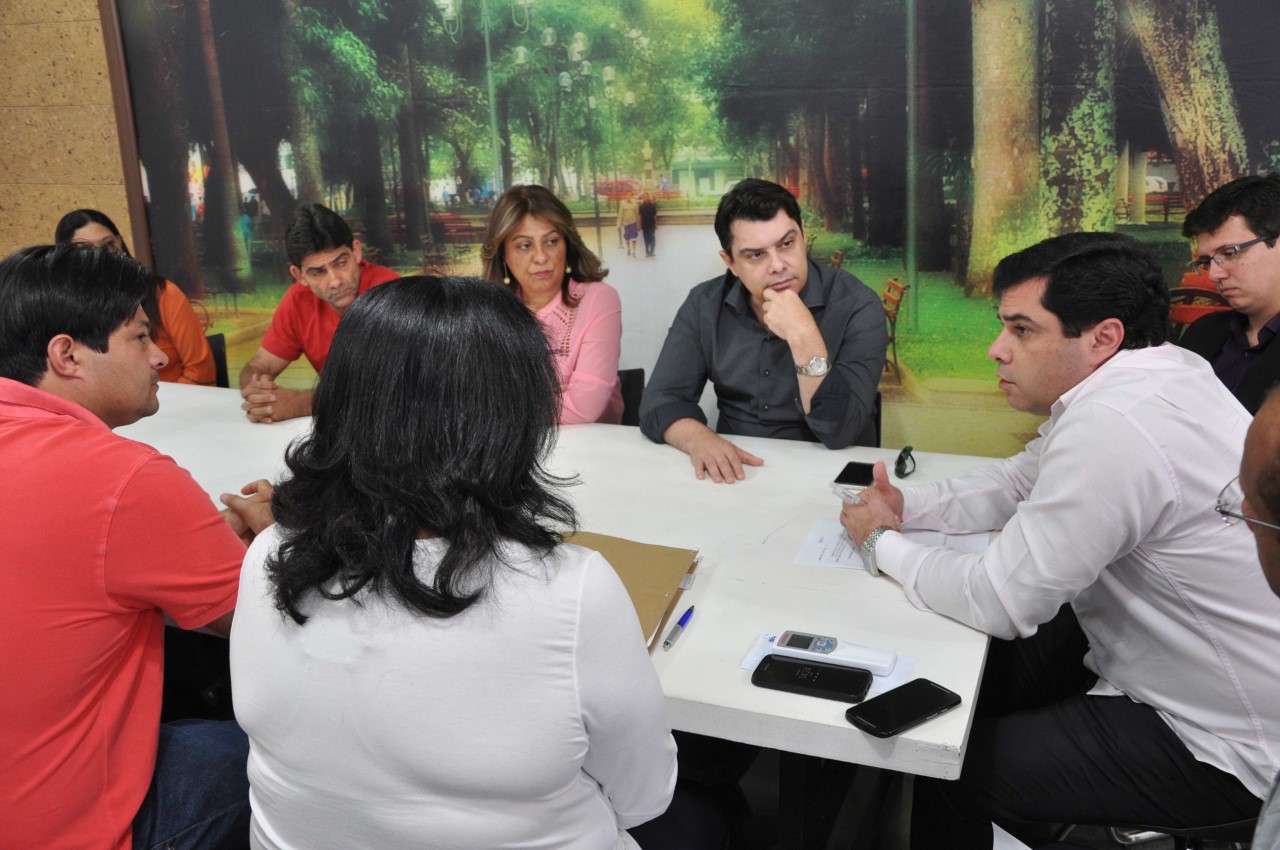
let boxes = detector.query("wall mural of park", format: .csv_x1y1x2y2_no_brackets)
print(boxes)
112,0,1280,455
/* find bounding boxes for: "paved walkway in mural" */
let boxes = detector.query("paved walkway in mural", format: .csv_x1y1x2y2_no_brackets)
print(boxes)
209,221,1040,460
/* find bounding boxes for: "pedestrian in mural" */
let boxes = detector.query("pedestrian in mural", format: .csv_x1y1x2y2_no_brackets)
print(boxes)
639,191,658,258
617,192,640,257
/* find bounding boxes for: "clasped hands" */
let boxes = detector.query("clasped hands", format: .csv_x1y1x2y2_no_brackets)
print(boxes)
839,462,904,548
241,374,306,424
220,478,275,546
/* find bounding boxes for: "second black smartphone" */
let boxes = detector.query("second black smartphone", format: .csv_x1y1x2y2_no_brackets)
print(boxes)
845,678,961,737
751,653,872,703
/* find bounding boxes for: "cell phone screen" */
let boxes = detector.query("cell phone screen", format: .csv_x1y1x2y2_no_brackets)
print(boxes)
844,678,961,737
751,654,872,703
834,461,875,487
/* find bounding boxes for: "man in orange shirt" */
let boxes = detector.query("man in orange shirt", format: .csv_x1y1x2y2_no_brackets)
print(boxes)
239,203,399,423
0,244,271,850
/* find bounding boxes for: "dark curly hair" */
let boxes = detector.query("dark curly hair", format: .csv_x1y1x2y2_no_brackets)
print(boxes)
266,276,577,624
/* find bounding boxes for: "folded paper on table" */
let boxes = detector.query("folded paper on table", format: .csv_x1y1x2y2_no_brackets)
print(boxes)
566,530,698,652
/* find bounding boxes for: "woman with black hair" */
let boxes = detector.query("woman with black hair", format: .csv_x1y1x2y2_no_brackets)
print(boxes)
55,209,215,385
229,277,676,849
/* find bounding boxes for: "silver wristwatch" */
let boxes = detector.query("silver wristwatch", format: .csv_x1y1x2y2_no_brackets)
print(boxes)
795,355,830,377
860,526,894,577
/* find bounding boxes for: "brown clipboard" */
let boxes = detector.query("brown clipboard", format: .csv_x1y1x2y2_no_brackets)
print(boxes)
566,530,698,652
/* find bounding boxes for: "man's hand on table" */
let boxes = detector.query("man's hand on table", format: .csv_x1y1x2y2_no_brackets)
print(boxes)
839,461,904,546
663,418,764,484
241,374,311,423
221,479,275,545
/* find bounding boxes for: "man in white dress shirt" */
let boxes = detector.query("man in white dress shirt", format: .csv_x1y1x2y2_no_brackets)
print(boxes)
841,233,1280,847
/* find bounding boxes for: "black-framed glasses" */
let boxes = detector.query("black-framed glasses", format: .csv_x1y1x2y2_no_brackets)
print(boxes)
1215,476,1280,532
894,445,916,479
1187,234,1275,273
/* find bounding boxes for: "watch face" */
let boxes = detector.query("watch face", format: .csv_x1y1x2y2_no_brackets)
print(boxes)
799,356,830,376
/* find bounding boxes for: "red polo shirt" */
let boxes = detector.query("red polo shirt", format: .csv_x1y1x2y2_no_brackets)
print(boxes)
0,378,245,850
261,259,399,372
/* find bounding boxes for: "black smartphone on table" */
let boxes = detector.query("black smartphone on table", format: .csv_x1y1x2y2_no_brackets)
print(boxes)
832,461,877,501
751,653,872,703
844,678,961,737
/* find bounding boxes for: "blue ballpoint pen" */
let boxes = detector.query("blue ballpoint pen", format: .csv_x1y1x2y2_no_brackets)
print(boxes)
662,606,695,651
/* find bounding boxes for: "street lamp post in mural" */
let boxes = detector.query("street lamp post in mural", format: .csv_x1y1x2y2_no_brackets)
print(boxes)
514,28,596,240
599,27,648,203
435,0,532,196
601,67,638,199
580,62,604,257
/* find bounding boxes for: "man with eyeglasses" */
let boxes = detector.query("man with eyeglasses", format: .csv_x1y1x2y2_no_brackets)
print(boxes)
1179,173,1280,414
1233,392,1280,847
841,233,1280,848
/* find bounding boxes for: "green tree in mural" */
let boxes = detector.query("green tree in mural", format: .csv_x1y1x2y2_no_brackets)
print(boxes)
489,1,633,195
707,0,907,245
196,0,250,286
591,0,716,184
120,0,204,295
1116,0,1247,207
1040,0,1118,235
193,0,298,247
282,0,325,206
286,1,401,254
967,0,1043,296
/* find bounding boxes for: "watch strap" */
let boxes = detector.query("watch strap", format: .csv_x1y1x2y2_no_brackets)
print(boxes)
860,526,894,577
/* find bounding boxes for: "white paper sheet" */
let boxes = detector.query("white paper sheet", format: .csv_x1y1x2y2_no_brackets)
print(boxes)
794,519,994,569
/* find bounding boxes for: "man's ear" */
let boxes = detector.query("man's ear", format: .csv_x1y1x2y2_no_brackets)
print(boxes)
288,264,304,285
719,249,735,275
1089,317,1125,366
351,239,363,264
45,334,81,379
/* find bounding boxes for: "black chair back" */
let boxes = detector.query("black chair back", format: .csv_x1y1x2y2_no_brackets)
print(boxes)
619,368,645,427
206,333,229,389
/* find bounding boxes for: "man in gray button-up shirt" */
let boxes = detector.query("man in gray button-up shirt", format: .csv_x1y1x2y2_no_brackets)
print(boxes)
639,179,887,483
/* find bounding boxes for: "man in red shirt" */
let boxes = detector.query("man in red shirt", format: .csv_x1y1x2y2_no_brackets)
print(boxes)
0,244,272,850
239,203,399,423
